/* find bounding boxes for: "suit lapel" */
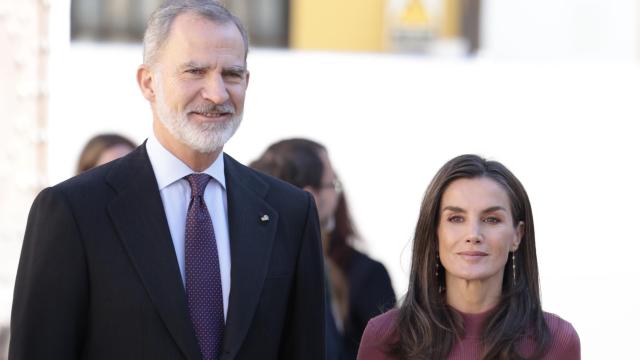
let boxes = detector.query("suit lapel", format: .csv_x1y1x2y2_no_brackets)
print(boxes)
220,154,278,360
106,145,201,360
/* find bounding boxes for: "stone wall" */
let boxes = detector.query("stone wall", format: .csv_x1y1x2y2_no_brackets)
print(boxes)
0,0,49,358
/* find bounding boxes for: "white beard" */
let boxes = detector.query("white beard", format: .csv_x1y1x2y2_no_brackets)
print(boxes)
154,79,242,154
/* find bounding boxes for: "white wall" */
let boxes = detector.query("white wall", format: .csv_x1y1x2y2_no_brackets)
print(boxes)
482,0,638,60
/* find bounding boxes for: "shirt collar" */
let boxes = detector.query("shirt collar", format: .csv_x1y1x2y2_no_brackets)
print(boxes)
146,134,226,190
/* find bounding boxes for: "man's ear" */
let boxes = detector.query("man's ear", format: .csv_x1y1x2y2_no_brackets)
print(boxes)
137,65,156,102
513,221,525,251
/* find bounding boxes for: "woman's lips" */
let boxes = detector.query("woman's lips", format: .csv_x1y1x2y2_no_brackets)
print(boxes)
457,251,488,261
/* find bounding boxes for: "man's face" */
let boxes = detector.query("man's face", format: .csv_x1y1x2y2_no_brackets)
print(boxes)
150,13,249,153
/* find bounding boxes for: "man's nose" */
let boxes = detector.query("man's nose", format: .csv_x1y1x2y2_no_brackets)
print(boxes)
201,75,229,104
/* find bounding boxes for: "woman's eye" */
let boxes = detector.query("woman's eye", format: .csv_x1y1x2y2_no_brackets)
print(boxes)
484,217,500,224
448,216,464,223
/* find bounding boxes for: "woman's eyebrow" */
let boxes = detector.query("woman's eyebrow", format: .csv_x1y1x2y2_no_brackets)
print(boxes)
441,206,465,213
482,206,507,213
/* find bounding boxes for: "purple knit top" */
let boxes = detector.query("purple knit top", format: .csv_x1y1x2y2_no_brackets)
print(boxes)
357,308,580,360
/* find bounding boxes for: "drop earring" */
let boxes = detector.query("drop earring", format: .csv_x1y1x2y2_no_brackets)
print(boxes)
512,251,516,285
436,252,444,293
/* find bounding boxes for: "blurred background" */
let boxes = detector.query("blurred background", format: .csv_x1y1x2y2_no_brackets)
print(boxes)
1,0,639,358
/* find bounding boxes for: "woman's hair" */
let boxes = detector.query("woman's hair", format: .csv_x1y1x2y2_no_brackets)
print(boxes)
251,138,360,264
76,134,136,174
327,193,358,270
249,138,326,189
250,138,356,322
390,154,550,360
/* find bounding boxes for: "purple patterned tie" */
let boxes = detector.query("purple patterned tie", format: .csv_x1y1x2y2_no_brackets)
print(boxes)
185,174,224,360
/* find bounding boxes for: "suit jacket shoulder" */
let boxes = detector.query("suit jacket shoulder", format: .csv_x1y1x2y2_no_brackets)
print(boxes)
222,153,326,360
224,153,312,209
11,144,199,360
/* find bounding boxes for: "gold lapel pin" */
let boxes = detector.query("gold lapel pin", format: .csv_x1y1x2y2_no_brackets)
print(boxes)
260,214,270,223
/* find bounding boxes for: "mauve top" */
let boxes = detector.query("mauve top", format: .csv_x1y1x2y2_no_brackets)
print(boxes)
357,308,580,360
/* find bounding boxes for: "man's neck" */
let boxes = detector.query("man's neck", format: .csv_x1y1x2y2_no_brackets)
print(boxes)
153,121,222,172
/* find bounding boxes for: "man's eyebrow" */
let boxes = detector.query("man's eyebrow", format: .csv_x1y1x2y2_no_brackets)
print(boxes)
179,61,208,70
223,65,247,73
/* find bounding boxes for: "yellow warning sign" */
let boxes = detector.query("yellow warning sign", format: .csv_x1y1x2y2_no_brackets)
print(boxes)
400,0,429,27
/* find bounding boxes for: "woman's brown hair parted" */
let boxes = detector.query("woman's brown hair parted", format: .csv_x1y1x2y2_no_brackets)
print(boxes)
389,154,550,360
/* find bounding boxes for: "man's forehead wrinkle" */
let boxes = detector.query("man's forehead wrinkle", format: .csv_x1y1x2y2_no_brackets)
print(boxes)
170,14,239,46
167,14,245,51
168,39,244,65
180,61,207,69
176,58,245,73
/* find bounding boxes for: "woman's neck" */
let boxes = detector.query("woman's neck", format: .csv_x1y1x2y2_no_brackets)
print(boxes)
445,275,502,314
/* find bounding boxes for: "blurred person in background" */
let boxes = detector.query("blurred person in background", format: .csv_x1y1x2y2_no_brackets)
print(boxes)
251,138,396,360
10,1,325,359
76,133,137,174
357,154,580,360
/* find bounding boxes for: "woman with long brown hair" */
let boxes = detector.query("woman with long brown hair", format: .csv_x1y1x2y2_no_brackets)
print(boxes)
357,154,579,360
251,138,396,359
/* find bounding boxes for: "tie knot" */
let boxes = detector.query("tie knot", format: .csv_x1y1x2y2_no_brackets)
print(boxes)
186,173,211,198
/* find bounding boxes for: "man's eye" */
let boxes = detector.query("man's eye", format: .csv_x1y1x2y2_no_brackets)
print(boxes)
186,68,205,75
224,71,243,79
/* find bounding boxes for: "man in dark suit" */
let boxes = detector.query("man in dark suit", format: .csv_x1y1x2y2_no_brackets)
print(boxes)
9,1,325,359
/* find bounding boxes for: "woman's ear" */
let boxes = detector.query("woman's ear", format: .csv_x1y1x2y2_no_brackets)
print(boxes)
513,221,525,251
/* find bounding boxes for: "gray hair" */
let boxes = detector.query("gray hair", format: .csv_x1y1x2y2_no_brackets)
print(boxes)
143,0,249,66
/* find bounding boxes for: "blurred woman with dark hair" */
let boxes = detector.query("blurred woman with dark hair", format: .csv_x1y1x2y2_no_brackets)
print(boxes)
329,193,397,358
357,154,580,360
251,138,396,360
76,133,137,174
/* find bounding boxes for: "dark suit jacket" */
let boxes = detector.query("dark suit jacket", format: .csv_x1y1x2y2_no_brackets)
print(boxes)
10,145,325,360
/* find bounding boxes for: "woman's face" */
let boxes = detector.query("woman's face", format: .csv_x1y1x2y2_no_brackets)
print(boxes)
437,177,523,287
308,151,340,231
96,144,134,166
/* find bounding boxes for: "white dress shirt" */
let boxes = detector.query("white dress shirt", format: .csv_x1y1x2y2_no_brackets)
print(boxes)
146,135,231,319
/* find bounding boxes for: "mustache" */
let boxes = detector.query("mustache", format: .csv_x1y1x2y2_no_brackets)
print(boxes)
186,102,235,115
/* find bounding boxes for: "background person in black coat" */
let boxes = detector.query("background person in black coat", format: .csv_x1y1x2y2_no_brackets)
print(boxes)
329,194,396,360
251,138,396,360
